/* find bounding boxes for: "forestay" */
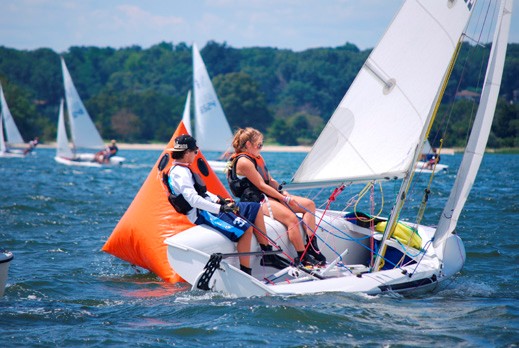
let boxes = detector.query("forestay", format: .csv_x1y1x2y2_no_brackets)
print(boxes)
292,1,473,185
56,99,74,159
434,0,513,248
0,84,24,145
192,43,233,152
61,57,104,150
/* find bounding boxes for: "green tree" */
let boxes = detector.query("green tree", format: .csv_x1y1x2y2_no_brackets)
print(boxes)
213,72,273,132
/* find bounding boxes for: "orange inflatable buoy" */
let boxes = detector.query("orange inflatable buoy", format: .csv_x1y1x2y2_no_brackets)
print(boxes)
102,121,230,283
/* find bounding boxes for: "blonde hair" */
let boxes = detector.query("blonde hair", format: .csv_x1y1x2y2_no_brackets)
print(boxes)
232,127,263,152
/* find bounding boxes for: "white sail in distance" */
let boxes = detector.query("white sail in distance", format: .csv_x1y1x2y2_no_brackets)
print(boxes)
0,84,24,145
434,0,513,248
56,99,74,159
182,90,192,135
292,1,474,185
192,43,233,152
61,57,104,150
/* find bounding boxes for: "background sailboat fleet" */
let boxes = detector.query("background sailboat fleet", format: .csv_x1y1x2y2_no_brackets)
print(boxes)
1,0,514,299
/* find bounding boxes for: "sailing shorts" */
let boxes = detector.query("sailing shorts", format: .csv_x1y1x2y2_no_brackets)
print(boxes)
195,202,260,242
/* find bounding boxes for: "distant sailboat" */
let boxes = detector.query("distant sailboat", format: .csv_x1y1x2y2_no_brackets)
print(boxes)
192,43,233,172
54,57,125,166
415,139,449,174
0,83,25,158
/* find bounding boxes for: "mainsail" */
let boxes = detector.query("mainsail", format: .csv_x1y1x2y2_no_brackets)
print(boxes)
192,43,233,152
61,57,104,150
292,2,473,185
56,99,74,159
0,84,24,145
434,0,513,248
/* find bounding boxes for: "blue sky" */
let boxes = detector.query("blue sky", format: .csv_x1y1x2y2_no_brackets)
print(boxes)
0,0,517,53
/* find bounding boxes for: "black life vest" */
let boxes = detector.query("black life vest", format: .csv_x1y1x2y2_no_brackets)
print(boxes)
158,153,208,215
227,153,270,203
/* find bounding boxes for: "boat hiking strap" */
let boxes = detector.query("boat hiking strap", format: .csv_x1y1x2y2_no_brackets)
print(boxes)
196,250,288,290
196,253,223,291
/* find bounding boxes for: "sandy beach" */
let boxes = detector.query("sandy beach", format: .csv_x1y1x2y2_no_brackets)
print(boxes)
38,142,460,154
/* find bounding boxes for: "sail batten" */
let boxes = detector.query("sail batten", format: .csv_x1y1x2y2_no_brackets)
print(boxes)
292,1,473,185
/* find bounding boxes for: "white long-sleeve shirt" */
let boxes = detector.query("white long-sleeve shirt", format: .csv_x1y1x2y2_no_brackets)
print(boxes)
168,164,220,223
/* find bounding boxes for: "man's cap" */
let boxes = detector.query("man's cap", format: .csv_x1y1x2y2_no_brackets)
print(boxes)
171,134,198,152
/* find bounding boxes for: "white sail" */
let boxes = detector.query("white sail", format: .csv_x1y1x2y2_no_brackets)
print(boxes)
192,43,233,152
56,99,74,159
61,57,104,150
182,90,192,135
422,140,433,155
0,84,24,145
434,0,513,248
292,1,473,185
0,109,5,153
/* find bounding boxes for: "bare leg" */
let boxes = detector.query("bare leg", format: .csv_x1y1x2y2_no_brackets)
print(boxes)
261,200,304,251
236,227,253,268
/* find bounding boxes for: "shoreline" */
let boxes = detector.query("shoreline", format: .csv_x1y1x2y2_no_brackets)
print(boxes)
35,142,485,154
37,142,314,153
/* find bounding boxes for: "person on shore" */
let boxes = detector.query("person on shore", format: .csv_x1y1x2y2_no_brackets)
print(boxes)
166,134,287,275
227,127,326,267
23,137,39,155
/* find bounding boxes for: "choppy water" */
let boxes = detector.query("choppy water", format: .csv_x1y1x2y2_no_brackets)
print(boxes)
1,148,517,347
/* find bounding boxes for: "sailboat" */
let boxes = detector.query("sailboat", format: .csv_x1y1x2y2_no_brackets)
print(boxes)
54,57,125,166
0,83,26,158
414,140,449,174
192,43,234,172
0,249,13,296
163,0,513,297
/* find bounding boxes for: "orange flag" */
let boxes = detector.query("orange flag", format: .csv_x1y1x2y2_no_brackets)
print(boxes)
102,121,230,282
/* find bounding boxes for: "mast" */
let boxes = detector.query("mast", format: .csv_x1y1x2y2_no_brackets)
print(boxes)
372,39,464,271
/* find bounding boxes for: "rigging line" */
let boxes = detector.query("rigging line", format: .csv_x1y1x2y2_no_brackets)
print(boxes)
232,209,285,253
298,185,341,260
438,0,497,150
412,138,446,234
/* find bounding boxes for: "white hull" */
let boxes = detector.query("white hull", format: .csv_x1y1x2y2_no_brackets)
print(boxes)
165,210,465,297
0,151,25,158
415,161,448,174
54,153,125,167
207,160,227,173
0,250,13,296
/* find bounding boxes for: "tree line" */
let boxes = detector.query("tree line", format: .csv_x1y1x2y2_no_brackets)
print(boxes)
0,41,517,148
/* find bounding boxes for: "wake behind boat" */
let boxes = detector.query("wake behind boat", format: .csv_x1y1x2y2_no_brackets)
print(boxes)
164,0,513,297
54,58,125,167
